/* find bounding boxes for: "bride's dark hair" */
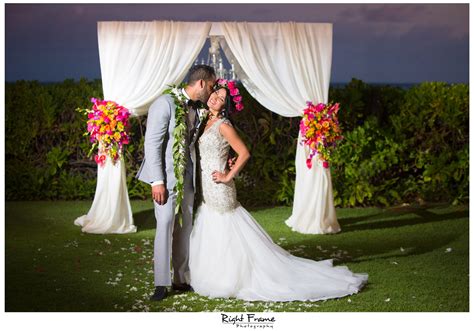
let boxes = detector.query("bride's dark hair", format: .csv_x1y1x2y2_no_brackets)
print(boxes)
214,86,236,126
214,86,238,162
213,78,244,122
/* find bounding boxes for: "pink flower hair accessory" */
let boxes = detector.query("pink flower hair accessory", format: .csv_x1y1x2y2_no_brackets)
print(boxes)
215,78,244,113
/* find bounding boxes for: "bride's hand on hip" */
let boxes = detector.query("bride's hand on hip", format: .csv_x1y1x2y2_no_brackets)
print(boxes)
212,170,231,184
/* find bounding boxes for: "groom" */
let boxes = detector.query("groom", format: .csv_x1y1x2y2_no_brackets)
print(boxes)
136,65,216,301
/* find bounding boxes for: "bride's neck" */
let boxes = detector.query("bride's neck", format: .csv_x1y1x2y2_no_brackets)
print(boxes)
209,109,221,119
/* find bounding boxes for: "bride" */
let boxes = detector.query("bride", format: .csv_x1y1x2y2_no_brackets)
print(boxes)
188,80,368,302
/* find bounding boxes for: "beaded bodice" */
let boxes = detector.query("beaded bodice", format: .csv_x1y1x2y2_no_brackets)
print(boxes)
197,118,239,213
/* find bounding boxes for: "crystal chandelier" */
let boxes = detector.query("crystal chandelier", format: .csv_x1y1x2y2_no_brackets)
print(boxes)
194,36,237,81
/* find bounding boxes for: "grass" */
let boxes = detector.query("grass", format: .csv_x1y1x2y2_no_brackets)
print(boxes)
5,200,469,312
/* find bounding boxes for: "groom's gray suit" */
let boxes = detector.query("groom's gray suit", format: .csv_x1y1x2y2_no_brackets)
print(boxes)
136,90,201,287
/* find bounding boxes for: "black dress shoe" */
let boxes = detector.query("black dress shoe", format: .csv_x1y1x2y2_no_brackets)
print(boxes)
150,286,168,301
172,283,193,292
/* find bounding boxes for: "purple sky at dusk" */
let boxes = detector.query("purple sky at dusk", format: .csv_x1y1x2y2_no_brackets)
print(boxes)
4,3,469,83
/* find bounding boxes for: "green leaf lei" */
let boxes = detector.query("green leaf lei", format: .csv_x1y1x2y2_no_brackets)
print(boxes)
163,83,188,227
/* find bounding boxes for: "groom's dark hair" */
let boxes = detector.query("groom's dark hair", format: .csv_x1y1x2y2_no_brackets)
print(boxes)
188,65,216,85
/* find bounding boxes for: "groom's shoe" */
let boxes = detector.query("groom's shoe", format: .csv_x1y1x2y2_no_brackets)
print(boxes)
172,283,193,292
150,286,168,301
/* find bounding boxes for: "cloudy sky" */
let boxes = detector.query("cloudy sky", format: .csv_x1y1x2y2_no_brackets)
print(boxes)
4,3,469,83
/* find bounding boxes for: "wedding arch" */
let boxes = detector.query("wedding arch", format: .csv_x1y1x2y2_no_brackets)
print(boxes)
74,20,340,235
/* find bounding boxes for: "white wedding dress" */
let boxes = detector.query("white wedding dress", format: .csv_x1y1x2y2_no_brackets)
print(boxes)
188,118,368,302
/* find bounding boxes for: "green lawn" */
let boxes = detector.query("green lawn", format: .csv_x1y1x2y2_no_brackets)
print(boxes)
5,201,469,312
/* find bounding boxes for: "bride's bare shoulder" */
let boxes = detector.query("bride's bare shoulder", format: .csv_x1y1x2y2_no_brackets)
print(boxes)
220,118,233,127
218,118,235,135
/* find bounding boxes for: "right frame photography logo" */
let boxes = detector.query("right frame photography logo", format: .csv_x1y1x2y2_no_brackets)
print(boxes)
220,313,276,329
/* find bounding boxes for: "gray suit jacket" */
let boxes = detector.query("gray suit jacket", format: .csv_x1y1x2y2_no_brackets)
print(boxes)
136,93,201,192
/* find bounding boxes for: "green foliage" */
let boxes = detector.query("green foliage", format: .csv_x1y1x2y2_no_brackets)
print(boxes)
4,79,468,207
329,80,468,207
331,116,404,207
389,82,469,205
231,86,299,207
5,78,103,200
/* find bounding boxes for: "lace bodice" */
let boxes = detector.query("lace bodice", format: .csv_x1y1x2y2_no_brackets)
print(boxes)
197,118,239,213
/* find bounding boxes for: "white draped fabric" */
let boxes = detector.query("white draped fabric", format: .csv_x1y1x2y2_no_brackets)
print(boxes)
74,157,136,234
218,22,340,234
77,20,338,235
74,21,211,234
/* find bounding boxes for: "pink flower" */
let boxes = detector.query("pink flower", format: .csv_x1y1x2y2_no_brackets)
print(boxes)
230,88,239,96
235,103,244,111
81,97,132,166
323,161,329,168
306,158,313,169
94,154,106,166
227,80,236,89
233,95,242,103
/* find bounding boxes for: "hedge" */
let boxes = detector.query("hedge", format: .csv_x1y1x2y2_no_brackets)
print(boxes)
5,78,468,207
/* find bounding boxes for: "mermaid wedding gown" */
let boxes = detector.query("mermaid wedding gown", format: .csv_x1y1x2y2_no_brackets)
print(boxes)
188,118,368,302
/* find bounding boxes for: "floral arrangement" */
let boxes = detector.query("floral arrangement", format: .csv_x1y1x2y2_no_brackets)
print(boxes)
299,101,343,169
215,78,244,112
76,98,131,167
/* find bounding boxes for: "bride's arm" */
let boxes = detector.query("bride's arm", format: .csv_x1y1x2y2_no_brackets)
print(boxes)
212,122,251,184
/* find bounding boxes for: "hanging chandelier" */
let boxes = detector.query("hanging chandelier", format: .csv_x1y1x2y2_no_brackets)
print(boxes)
194,36,237,81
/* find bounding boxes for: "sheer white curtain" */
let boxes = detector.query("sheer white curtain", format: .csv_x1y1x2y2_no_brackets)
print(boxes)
219,22,341,234
75,21,211,234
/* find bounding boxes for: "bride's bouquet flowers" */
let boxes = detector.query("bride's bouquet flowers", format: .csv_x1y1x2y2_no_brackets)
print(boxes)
300,101,343,169
76,98,131,166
